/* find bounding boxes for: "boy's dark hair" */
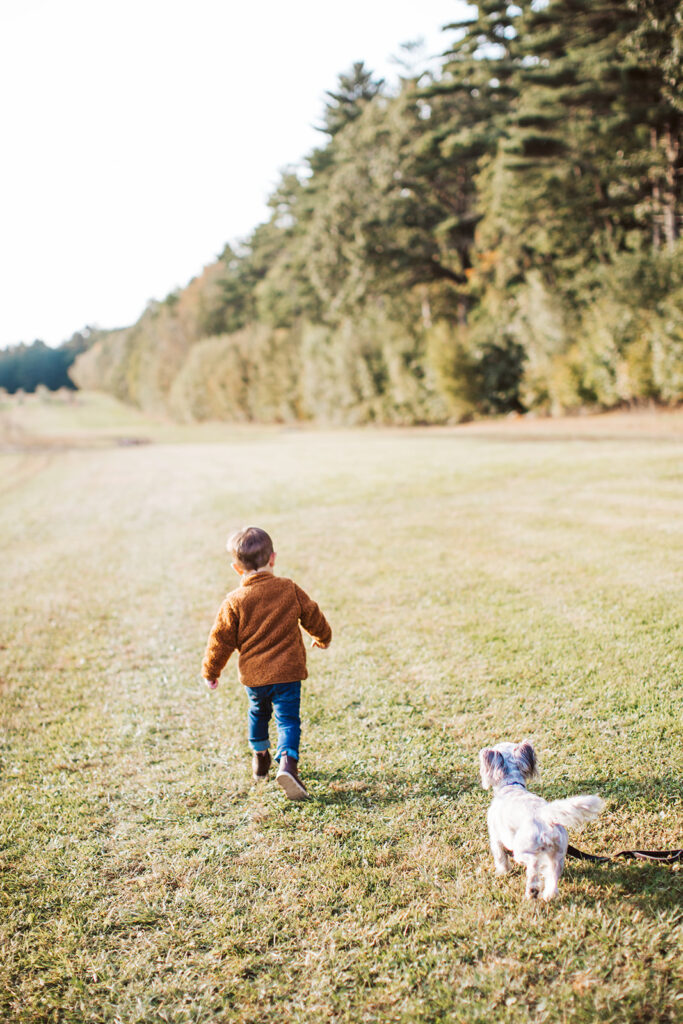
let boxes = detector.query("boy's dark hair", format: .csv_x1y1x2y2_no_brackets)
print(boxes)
227,526,274,571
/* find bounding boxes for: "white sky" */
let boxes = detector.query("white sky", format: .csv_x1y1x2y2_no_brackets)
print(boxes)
0,0,469,348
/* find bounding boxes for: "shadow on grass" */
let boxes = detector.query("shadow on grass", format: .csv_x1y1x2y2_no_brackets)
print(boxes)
486,857,681,914
564,859,683,912
552,775,683,803
532,774,683,912
307,766,477,808
307,769,682,812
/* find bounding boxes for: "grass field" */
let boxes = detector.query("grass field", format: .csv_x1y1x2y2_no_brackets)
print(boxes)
1,392,682,1023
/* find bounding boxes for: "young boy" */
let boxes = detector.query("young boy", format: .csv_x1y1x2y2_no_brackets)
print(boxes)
202,526,331,800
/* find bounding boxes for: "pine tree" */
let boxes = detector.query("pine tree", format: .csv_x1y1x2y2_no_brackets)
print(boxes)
504,0,681,260
623,0,683,250
420,1,533,317
319,61,385,136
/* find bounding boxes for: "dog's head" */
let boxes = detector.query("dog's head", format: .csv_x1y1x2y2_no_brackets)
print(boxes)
479,740,538,790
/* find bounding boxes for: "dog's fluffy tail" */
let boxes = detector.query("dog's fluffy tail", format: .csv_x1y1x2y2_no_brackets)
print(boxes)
543,795,604,830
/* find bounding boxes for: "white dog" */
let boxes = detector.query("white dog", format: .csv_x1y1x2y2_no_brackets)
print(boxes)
479,740,604,900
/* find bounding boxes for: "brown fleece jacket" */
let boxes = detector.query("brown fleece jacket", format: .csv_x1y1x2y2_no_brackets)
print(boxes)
202,572,332,687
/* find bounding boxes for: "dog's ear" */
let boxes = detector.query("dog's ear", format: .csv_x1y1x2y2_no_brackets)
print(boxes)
515,740,537,780
479,748,506,789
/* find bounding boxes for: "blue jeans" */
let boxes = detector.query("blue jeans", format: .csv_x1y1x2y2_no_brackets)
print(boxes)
246,681,301,760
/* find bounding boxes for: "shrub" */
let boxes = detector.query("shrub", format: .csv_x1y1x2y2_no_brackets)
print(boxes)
570,248,683,408
170,325,302,423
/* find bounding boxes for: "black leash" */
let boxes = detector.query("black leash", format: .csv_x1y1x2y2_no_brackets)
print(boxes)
567,844,683,865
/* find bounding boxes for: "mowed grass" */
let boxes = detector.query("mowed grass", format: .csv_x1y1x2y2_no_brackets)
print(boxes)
1,395,682,1023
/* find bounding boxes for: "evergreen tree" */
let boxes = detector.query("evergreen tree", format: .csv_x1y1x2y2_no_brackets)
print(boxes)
623,0,683,249
419,2,533,316
67,7,683,422
504,0,681,261
319,61,385,136
0,331,94,393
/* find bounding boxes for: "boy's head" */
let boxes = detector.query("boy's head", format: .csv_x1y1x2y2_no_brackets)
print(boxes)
227,526,275,574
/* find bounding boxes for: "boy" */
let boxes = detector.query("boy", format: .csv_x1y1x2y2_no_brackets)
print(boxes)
202,526,331,800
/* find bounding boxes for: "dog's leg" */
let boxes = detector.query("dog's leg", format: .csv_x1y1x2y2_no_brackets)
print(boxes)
542,832,567,901
541,864,562,900
522,856,541,900
490,836,512,875
487,811,512,875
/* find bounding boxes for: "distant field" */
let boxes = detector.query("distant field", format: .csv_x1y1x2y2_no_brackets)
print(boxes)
1,392,681,1023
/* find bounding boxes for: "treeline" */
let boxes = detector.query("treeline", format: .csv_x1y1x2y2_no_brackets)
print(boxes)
73,0,683,423
0,332,94,395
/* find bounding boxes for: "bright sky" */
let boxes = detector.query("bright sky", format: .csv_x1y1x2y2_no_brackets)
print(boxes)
0,0,469,348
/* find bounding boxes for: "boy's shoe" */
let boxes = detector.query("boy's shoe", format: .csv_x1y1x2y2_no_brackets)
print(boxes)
252,750,271,780
276,755,309,800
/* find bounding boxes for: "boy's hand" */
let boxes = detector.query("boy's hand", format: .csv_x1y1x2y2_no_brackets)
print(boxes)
205,678,219,689
310,639,329,649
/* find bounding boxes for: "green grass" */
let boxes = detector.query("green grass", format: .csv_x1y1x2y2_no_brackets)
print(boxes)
1,393,681,1023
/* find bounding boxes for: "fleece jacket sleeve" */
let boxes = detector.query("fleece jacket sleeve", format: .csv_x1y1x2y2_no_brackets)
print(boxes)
294,584,332,646
202,600,239,680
